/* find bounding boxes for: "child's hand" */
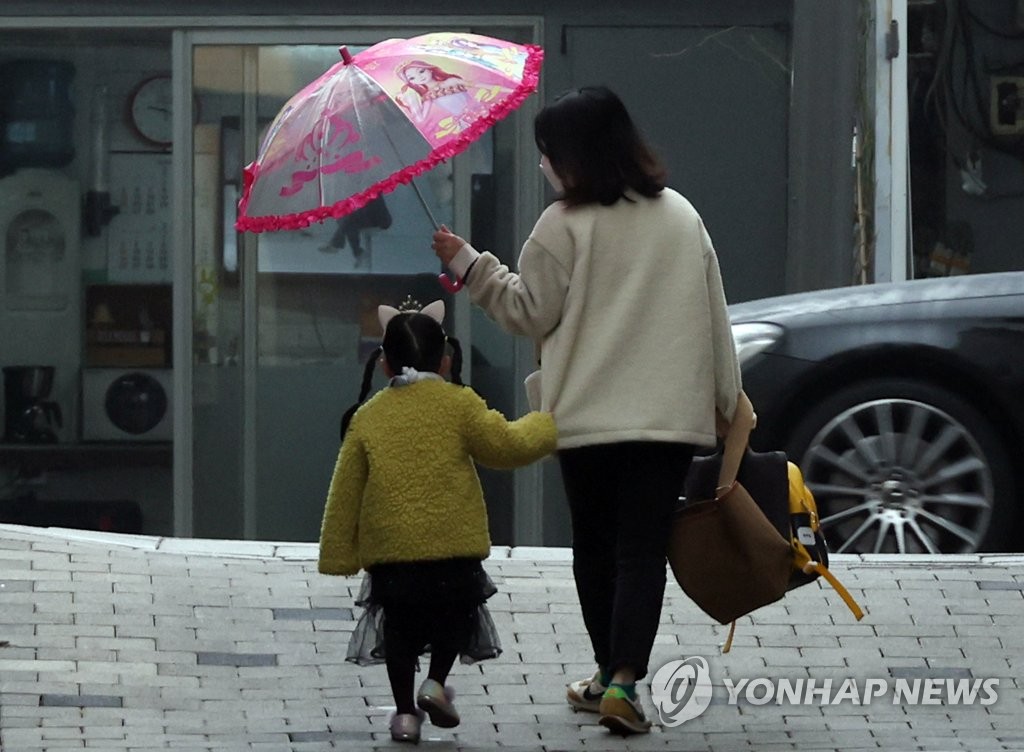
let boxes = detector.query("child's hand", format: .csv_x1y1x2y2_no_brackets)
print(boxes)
432,225,466,266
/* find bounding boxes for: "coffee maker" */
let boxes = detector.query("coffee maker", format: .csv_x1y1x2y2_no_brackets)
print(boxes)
3,365,62,443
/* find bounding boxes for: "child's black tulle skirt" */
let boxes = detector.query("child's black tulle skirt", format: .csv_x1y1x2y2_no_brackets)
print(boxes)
345,557,502,667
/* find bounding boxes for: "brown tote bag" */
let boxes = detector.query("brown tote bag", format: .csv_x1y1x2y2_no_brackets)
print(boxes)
668,393,792,625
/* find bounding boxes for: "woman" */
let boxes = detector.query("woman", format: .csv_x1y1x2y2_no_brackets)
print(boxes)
431,86,742,735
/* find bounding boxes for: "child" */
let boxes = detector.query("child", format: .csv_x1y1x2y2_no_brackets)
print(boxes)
319,299,556,744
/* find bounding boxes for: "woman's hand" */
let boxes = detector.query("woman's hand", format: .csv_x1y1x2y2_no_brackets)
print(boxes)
432,225,466,266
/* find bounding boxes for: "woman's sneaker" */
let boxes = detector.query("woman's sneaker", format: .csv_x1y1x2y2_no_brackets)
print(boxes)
566,670,607,713
598,684,652,735
416,678,460,728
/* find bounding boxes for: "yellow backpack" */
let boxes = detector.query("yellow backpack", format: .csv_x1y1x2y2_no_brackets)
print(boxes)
786,461,864,615
716,461,864,653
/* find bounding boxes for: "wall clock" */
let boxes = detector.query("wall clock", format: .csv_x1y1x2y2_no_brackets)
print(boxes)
128,75,174,147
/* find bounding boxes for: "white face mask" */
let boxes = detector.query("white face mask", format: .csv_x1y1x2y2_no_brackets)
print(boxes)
539,155,564,193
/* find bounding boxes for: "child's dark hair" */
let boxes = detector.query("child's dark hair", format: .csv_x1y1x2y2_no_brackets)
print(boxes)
534,85,666,207
339,312,464,440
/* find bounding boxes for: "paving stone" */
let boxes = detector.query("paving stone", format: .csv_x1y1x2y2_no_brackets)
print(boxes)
977,580,1024,591
194,652,277,667
39,693,123,707
270,607,352,620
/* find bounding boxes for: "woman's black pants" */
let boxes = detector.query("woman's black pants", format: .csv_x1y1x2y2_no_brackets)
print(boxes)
558,440,694,681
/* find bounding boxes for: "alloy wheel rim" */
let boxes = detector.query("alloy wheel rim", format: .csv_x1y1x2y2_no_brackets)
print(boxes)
800,398,994,554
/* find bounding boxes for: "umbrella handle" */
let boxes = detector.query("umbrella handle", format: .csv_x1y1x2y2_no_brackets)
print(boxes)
438,272,464,293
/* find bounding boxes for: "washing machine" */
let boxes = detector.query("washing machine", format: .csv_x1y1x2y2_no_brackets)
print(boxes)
0,169,82,442
82,368,173,442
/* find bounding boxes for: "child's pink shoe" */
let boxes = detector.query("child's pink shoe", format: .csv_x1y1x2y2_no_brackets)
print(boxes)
389,711,424,743
416,678,460,728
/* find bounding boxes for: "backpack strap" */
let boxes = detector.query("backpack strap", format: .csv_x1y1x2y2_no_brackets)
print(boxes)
716,391,756,654
722,620,738,653
802,561,865,620
716,391,756,493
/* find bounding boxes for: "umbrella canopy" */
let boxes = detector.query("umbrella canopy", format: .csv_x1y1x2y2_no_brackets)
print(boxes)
235,32,543,234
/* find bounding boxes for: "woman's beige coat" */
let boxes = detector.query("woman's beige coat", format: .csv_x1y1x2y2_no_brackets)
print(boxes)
455,188,741,450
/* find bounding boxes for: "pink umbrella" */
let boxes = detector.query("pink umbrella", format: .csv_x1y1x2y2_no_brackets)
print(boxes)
234,32,543,290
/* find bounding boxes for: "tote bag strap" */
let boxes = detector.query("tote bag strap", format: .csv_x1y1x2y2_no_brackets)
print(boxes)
716,391,756,494
716,389,760,654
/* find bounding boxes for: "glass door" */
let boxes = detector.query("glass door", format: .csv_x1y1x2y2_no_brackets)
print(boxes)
182,26,539,542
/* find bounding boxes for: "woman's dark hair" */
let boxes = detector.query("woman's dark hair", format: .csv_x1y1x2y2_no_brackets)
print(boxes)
534,85,667,207
339,312,464,440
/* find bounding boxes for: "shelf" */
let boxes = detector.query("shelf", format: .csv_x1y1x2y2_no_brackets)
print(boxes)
0,442,172,472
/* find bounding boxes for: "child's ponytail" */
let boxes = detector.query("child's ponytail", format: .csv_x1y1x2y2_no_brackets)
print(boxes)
339,345,382,441
447,336,464,386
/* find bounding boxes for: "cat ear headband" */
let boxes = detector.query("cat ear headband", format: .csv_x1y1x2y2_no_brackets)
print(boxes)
377,299,445,332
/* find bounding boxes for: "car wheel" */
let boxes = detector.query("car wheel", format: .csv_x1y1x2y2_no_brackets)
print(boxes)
783,379,1015,554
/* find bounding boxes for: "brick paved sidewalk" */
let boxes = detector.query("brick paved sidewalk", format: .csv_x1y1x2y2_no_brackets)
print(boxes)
1,524,1022,751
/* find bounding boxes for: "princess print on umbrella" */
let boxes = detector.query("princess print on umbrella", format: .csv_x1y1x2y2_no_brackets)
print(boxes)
395,59,510,139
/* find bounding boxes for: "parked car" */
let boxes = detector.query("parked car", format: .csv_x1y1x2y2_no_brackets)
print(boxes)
729,271,1024,554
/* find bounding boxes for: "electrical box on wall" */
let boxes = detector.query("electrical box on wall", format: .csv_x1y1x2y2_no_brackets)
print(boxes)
991,76,1024,136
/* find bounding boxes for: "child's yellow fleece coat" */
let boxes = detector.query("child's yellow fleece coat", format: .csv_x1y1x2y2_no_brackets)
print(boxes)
319,379,556,576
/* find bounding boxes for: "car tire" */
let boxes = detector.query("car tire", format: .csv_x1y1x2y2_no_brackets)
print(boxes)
783,378,1016,554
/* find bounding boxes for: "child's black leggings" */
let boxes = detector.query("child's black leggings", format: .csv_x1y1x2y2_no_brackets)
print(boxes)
382,600,476,715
